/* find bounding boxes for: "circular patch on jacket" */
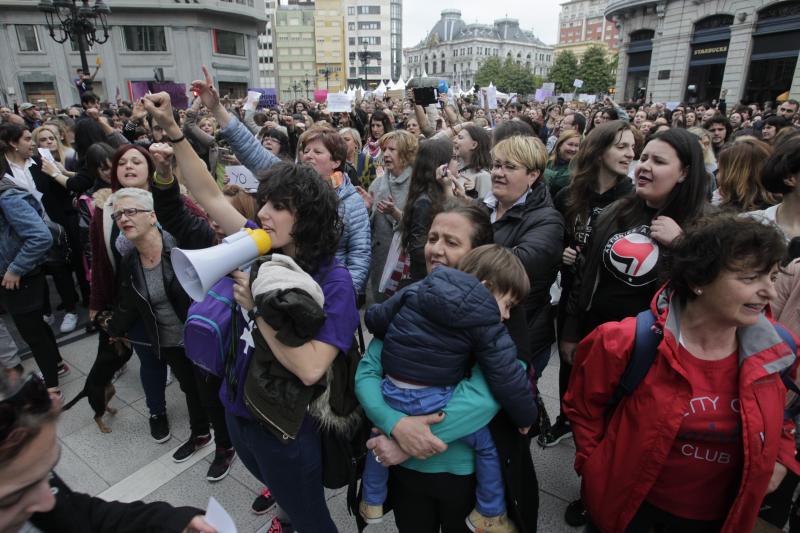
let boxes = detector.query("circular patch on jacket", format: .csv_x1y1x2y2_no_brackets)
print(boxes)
603,226,659,287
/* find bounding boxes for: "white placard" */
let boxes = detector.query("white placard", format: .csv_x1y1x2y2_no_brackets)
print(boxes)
486,85,498,110
205,497,237,533
578,94,596,105
541,82,555,92
665,101,681,111
38,148,56,163
243,91,261,112
573,79,584,88
326,93,352,113
224,165,258,191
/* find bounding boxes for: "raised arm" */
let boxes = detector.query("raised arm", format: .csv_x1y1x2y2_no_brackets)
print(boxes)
191,65,234,130
142,92,246,236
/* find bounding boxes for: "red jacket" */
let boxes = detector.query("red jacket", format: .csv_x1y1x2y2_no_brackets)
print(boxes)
563,287,800,533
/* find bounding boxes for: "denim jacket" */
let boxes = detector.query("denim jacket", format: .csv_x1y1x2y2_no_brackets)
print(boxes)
0,177,51,277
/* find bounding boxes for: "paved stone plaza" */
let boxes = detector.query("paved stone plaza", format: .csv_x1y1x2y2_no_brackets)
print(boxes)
20,330,581,532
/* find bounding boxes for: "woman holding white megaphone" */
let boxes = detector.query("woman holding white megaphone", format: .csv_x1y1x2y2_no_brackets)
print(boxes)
142,90,360,532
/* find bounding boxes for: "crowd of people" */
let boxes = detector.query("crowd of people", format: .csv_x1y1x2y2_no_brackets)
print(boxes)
2,67,800,533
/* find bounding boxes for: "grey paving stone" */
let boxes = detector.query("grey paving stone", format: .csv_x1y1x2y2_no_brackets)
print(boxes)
538,491,583,533
143,459,269,533
226,455,266,494
531,439,581,502
55,439,110,496
56,373,130,439
59,335,102,375
61,404,181,486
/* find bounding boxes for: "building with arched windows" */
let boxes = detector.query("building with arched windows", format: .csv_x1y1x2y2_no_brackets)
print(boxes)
402,10,553,89
607,0,800,104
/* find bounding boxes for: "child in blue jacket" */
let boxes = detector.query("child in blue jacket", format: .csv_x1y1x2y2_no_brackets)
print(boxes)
361,244,537,533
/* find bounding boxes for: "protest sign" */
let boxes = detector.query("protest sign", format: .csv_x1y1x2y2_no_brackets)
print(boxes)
246,88,278,109
224,165,259,192
486,84,498,110
128,81,189,109
327,93,352,113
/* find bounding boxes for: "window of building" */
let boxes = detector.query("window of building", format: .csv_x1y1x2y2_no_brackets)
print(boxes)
358,22,381,30
349,37,356,46
214,30,246,56
391,3,401,18
357,6,380,14
359,36,381,45
348,22,355,30
123,26,167,52
347,6,355,15
16,25,40,52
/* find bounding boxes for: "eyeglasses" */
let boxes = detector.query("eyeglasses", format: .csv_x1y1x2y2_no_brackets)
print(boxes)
0,374,51,442
110,208,152,222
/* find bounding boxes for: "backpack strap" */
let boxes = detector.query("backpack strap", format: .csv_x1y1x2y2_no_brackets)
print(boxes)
608,309,662,409
774,323,800,397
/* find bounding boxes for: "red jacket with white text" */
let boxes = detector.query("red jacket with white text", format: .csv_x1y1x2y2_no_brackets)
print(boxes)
563,286,800,533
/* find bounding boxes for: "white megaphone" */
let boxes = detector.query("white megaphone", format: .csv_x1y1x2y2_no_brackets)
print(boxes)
171,228,272,302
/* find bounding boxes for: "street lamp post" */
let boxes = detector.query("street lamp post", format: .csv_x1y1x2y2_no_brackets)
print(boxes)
303,76,311,99
38,0,111,91
321,64,332,91
291,81,300,99
358,42,370,90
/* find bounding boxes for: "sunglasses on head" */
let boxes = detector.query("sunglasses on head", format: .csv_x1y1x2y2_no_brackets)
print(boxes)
0,373,52,442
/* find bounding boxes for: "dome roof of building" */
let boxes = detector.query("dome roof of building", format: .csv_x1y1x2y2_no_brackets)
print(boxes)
414,10,549,48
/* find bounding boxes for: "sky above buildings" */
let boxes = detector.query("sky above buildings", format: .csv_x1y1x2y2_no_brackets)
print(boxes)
402,0,563,48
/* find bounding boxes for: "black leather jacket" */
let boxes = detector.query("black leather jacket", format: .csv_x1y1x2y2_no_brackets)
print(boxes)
109,231,190,354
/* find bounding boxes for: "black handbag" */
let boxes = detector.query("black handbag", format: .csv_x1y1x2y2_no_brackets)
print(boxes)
44,219,71,267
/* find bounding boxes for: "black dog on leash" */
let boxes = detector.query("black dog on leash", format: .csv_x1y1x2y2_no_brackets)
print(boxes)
62,311,133,433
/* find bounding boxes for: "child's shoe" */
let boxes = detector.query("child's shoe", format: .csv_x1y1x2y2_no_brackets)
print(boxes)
466,508,518,533
359,500,385,524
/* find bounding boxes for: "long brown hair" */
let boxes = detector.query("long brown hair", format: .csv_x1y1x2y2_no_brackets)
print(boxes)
566,121,634,225
717,137,777,212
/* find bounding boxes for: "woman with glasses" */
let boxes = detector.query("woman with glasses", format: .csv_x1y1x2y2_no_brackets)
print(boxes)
0,372,216,533
106,188,214,467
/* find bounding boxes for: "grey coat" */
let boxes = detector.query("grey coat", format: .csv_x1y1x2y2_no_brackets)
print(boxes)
366,166,412,303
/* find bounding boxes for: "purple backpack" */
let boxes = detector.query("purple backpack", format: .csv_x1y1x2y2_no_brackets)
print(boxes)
184,277,239,376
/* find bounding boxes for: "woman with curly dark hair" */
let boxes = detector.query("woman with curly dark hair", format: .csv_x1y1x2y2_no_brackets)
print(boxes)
144,90,360,533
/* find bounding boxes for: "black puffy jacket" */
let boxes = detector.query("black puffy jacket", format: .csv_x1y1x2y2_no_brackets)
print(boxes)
366,266,537,428
487,180,565,357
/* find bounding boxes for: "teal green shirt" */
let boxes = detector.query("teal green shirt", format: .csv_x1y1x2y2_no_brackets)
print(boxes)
354,338,500,475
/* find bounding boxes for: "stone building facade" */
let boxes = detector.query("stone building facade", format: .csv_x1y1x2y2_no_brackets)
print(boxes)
557,0,620,59
607,0,800,104
0,0,266,108
402,10,553,91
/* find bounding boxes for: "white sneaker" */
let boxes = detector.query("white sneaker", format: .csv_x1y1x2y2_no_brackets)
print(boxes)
43,314,54,325
165,367,174,386
60,312,79,333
